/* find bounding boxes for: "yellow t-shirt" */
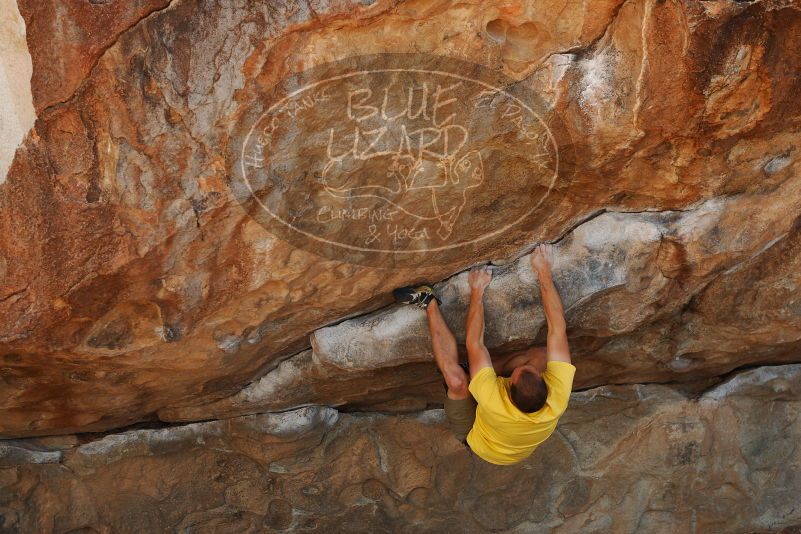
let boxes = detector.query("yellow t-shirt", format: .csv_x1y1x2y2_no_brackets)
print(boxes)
466,361,576,465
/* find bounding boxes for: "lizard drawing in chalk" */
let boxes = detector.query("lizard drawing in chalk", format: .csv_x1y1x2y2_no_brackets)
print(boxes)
320,124,485,240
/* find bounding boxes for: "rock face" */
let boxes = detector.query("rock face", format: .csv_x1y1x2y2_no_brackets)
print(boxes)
1,0,800,438
1,0,801,530
162,200,801,422
3,364,801,532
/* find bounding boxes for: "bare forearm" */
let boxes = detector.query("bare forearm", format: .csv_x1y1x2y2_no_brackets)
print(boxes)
537,269,566,330
466,291,486,351
466,289,492,375
531,244,571,363
537,267,571,362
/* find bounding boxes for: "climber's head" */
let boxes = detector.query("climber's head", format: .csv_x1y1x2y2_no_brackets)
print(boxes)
509,365,548,413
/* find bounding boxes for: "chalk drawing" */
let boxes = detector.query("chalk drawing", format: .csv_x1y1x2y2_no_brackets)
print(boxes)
234,54,574,266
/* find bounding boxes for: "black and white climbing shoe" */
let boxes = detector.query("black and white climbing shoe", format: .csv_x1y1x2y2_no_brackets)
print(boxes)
393,284,441,309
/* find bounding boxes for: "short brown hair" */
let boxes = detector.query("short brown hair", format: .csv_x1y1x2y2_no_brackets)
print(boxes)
510,369,548,413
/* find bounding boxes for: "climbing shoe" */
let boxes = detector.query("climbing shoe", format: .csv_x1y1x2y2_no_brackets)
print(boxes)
393,284,441,309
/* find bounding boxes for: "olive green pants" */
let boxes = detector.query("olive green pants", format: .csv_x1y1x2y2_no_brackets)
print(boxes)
443,394,477,443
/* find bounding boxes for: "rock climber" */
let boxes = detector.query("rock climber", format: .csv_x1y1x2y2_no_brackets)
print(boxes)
393,243,575,465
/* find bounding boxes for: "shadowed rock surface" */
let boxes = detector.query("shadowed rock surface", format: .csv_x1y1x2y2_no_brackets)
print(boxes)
2,364,801,532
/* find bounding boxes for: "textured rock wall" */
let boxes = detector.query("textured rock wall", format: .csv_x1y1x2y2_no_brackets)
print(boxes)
2,364,801,532
1,0,800,438
161,198,801,422
1,0,801,530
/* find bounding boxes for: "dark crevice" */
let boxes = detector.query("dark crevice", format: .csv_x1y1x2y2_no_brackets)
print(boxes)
6,360,798,450
0,285,29,303
570,358,801,399
307,204,688,335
